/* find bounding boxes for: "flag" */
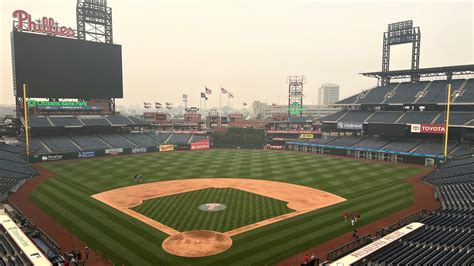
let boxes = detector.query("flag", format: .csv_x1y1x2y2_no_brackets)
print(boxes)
205,87,212,94
155,102,161,106
243,103,247,106
144,102,151,105
166,106,172,110
201,92,206,98
228,93,234,98
166,102,172,106
271,103,277,106
221,88,228,94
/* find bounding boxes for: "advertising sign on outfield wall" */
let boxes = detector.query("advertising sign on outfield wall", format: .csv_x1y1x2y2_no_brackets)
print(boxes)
78,151,95,158
105,148,123,156
191,139,210,150
299,134,314,139
131,147,147,154
411,124,446,134
337,122,363,130
159,144,174,152
41,154,63,161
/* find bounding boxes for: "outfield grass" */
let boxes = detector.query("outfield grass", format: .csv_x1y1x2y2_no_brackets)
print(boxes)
30,150,424,265
132,187,293,232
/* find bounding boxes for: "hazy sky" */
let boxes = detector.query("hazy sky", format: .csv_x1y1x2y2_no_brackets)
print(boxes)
1,0,472,108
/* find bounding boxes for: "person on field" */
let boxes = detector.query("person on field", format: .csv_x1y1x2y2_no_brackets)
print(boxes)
303,254,309,263
343,211,348,222
133,174,138,182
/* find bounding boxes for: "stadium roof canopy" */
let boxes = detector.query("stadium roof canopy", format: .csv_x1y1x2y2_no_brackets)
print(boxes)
361,64,474,80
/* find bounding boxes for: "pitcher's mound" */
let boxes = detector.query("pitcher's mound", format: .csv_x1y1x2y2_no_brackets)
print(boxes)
162,230,232,257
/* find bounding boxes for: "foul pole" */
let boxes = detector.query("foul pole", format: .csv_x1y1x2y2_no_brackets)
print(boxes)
443,83,452,159
23,83,30,156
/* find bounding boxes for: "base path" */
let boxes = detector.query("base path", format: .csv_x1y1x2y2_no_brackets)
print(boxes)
162,230,232,257
92,178,346,257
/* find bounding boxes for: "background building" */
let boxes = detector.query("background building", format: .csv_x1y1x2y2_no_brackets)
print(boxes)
251,101,266,118
318,83,340,105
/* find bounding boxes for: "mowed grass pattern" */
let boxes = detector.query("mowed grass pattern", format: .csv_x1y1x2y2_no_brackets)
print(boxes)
132,188,293,232
30,150,424,265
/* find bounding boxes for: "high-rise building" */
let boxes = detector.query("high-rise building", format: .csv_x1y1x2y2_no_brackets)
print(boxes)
251,101,266,118
318,83,340,105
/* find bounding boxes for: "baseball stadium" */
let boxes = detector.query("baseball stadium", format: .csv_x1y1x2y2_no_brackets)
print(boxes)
0,1,473,266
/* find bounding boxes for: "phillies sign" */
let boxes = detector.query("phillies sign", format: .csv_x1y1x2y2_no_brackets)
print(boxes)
12,10,75,37
411,124,446,134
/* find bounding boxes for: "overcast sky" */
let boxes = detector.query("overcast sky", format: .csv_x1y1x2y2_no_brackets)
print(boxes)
1,0,472,108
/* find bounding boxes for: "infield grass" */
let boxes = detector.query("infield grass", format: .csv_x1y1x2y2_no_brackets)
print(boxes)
30,149,424,265
132,187,293,232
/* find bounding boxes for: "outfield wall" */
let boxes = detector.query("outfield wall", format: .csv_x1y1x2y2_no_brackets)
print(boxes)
28,140,210,163
286,141,442,165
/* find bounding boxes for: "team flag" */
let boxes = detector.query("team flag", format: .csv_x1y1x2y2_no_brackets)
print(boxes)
166,102,172,106
155,102,162,106
221,88,228,94
205,87,212,94
228,93,234,98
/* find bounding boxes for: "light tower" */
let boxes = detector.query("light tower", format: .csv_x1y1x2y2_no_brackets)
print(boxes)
76,0,113,43
287,76,305,118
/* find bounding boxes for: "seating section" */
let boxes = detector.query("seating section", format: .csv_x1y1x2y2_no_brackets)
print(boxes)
167,134,192,144
336,79,472,105
80,117,111,126
382,139,422,152
0,230,31,265
357,83,398,104
397,111,439,124
455,78,474,103
413,141,457,155
98,134,136,148
70,135,110,150
122,133,159,147
42,136,80,152
327,136,365,147
434,112,473,125
365,111,403,123
49,116,82,127
319,110,346,122
128,116,151,125
436,184,473,210
385,81,429,104
189,135,207,142
353,138,390,150
0,144,35,200
309,136,340,144
338,111,372,123
146,132,169,143
363,209,473,265
29,138,50,154
107,116,133,125
28,117,52,127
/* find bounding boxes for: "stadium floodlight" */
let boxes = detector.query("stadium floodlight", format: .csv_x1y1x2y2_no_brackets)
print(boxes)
381,20,421,85
76,0,113,43
287,76,305,118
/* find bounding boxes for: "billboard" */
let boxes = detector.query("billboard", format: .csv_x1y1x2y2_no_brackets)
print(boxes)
159,144,174,152
191,139,210,150
411,124,446,134
299,134,314,139
12,31,123,98
337,122,363,130
105,148,123,156
78,151,95,158
131,147,147,154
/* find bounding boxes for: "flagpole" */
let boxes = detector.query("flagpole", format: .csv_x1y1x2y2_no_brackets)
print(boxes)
220,91,222,112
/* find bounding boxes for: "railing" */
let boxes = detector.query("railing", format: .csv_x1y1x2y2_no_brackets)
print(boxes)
327,234,372,262
375,209,431,238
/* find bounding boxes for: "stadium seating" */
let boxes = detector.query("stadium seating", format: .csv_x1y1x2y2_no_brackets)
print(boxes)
128,116,151,125
365,111,403,123
167,133,192,144
385,81,429,104
337,111,372,123
80,117,111,126
29,138,50,154
189,135,208,142
353,138,390,150
98,133,136,148
28,117,52,128
107,115,133,125
454,78,474,103
309,136,340,144
327,136,365,147
382,139,422,152
122,133,159,147
70,135,110,150
319,110,346,122
397,111,439,124
357,83,398,104
49,116,83,127
42,136,80,152
146,132,169,143
434,112,473,125
0,226,35,265
416,80,464,104
412,141,457,155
